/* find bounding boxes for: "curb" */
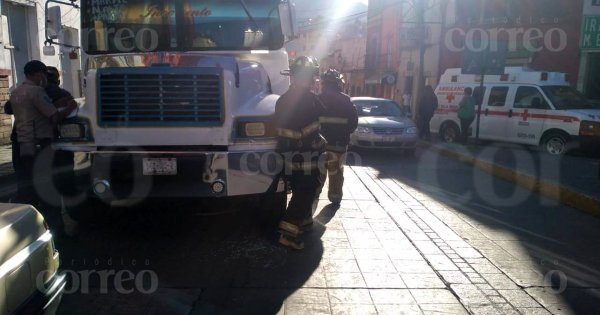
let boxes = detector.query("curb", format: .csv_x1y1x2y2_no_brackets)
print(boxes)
421,142,600,217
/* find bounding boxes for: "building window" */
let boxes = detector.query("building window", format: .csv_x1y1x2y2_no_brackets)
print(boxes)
457,0,482,22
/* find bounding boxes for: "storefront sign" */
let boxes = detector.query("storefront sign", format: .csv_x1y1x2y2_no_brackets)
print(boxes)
581,16,600,49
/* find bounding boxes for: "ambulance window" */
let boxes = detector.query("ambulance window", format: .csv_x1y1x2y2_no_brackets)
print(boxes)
514,87,550,109
488,87,509,107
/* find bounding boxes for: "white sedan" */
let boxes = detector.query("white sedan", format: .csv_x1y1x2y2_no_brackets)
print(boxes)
350,97,418,154
0,204,66,315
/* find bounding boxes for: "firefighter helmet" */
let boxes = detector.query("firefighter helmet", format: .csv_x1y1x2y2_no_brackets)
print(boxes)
321,69,345,88
289,56,320,77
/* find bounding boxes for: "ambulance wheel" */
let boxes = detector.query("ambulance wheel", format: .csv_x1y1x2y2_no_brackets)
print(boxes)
541,132,569,155
440,123,460,143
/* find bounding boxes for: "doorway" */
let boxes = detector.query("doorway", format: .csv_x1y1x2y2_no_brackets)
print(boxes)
585,53,600,101
5,3,31,86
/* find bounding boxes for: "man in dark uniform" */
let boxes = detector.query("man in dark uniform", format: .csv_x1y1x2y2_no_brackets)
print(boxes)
274,56,326,250
317,69,358,205
45,67,77,207
10,61,76,205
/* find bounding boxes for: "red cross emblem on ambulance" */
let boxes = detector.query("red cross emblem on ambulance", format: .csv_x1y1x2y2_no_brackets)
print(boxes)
446,93,456,103
522,109,530,122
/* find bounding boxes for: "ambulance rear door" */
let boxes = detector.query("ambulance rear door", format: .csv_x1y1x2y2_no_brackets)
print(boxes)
507,85,552,145
479,85,512,141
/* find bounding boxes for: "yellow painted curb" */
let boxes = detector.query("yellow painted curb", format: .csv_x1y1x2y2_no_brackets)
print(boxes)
428,144,600,217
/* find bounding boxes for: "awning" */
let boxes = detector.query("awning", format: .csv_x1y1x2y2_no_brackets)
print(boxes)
365,74,382,85
366,73,397,85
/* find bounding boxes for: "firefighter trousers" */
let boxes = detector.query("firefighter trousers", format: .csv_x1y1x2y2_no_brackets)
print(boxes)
316,151,345,204
284,169,322,225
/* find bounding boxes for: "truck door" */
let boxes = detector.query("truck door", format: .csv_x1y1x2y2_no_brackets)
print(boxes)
508,86,551,145
479,86,511,141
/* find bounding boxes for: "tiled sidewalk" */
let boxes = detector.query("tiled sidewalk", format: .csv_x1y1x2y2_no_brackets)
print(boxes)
278,166,554,315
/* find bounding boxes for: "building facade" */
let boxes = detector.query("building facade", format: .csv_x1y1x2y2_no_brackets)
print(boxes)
579,0,600,101
0,0,81,144
439,0,583,86
365,0,445,112
286,11,367,97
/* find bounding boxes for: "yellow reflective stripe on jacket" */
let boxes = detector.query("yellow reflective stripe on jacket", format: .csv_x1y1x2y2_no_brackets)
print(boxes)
285,161,320,171
277,128,302,139
319,116,348,125
277,121,320,140
326,144,348,153
301,121,321,136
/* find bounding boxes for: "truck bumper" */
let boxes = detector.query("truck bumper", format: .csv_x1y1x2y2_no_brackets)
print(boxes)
89,150,283,202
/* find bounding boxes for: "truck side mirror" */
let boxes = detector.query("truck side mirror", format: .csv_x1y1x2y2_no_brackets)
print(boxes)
279,2,298,39
46,6,62,39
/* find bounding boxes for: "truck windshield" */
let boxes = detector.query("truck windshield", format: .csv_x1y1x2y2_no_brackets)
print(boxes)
541,86,595,110
81,0,284,54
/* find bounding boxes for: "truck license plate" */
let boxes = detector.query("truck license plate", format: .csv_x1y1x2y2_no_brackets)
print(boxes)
142,158,177,176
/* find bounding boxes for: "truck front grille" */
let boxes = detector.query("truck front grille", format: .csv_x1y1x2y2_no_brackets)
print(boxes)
97,68,223,126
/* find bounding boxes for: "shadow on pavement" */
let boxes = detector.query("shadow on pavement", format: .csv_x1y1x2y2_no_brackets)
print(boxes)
353,147,600,313
52,197,325,314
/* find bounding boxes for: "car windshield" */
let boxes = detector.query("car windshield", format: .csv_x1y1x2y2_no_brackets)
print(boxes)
81,0,284,54
541,86,595,110
354,100,405,117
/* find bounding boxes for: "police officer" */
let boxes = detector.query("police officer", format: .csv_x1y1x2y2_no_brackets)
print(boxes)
274,56,326,250
10,60,76,205
316,70,358,206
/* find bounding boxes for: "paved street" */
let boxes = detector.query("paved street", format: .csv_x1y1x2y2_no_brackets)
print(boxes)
44,147,600,315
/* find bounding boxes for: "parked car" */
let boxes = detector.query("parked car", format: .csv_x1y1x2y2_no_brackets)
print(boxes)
0,203,66,315
349,97,418,154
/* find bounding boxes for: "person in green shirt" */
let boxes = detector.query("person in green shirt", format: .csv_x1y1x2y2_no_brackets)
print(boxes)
457,87,475,144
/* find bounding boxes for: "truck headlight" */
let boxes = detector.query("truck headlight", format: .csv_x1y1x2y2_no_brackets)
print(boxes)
57,118,92,141
236,119,274,139
580,121,600,137
406,127,418,134
243,122,266,137
357,126,372,134
59,124,85,139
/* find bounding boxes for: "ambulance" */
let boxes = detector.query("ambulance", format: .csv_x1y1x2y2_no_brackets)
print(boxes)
430,67,600,155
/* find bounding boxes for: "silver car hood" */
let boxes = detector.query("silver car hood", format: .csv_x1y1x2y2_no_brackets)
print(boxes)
358,116,415,127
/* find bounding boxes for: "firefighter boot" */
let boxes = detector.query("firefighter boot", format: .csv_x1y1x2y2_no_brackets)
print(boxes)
278,221,304,250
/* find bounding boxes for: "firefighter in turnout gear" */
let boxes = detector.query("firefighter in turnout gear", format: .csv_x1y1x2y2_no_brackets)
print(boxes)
274,56,326,250
317,69,358,205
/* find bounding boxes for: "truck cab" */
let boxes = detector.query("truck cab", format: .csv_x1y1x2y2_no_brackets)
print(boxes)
46,0,296,204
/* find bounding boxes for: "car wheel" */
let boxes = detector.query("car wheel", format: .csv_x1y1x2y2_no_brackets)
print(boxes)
440,123,460,143
542,132,569,155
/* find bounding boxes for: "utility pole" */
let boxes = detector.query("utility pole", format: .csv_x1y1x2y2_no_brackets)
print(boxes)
414,0,426,119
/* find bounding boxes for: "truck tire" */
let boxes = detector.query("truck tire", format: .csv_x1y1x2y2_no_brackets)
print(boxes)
541,132,569,155
440,123,460,143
